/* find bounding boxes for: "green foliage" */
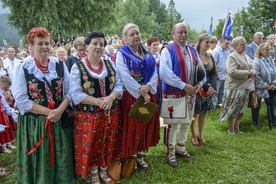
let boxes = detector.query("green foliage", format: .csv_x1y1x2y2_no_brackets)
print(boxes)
104,0,183,42
0,0,119,39
213,19,225,39
0,0,192,43
187,24,200,42
233,0,276,42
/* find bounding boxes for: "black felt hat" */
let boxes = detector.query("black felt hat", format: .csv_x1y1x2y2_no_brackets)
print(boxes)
195,65,205,84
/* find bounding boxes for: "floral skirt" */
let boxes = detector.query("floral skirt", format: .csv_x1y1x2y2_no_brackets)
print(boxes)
194,93,213,114
17,114,75,184
219,89,249,122
74,108,121,179
120,91,160,159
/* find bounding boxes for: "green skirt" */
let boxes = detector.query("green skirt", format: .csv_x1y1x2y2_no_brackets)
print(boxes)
17,114,75,184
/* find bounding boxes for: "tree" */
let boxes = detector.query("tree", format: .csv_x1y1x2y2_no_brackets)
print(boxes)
147,0,172,41
103,0,158,40
186,24,200,42
232,0,276,41
0,0,119,39
213,19,226,39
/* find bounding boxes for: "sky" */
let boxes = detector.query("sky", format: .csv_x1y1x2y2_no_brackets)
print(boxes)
161,0,250,32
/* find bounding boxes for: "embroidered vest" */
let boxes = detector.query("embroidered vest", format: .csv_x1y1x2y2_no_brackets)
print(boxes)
23,61,64,116
75,60,118,113
162,44,198,95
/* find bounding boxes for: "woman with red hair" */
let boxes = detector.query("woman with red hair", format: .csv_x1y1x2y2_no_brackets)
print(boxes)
147,37,162,109
13,27,74,183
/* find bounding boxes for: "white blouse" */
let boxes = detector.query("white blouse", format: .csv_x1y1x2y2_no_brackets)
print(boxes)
116,51,158,99
13,56,70,115
69,57,123,105
0,88,17,122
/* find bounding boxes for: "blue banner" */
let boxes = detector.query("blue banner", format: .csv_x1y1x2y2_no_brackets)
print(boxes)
222,13,233,40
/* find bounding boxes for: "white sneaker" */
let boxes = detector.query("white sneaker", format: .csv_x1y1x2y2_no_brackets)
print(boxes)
6,144,17,149
1,146,12,153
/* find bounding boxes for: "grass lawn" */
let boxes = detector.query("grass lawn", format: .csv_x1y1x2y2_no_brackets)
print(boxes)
1,104,275,184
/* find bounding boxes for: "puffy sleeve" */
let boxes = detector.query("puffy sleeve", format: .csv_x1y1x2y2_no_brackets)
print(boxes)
69,63,88,105
1,93,18,122
13,64,34,115
116,51,142,99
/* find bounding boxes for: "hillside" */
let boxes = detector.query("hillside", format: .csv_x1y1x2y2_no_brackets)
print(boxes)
0,14,20,47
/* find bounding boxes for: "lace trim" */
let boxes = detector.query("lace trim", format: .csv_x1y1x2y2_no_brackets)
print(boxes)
22,56,58,81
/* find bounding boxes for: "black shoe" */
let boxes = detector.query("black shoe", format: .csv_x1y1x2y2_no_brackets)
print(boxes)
253,122,261,129
175,150,194,160
167,154,178,168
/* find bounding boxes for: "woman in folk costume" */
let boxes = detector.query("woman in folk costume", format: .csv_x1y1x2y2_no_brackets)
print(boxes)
116,23,160,171
147,37,162,111
70,31,123,184
13,27,74,184
0,59,17,131
0,87,17,153
0,76,17,131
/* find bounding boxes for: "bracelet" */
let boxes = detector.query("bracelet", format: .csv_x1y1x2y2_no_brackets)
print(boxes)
109,94,116,100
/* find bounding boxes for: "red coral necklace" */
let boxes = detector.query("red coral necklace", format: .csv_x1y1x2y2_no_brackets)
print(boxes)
34,57,49,73
85,57,103,74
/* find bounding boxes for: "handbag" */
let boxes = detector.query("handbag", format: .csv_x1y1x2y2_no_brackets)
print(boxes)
248,90,258,108
121,157,136,179
43,77,75,129
161,96,194,124
248,79,259,108
128,96,159,124
108,160,121,182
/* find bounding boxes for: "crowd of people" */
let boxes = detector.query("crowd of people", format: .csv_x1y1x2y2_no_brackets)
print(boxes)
0,22,275,183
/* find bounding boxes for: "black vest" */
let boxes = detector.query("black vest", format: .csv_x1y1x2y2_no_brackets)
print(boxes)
23,61,64,116
75,60,118,113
